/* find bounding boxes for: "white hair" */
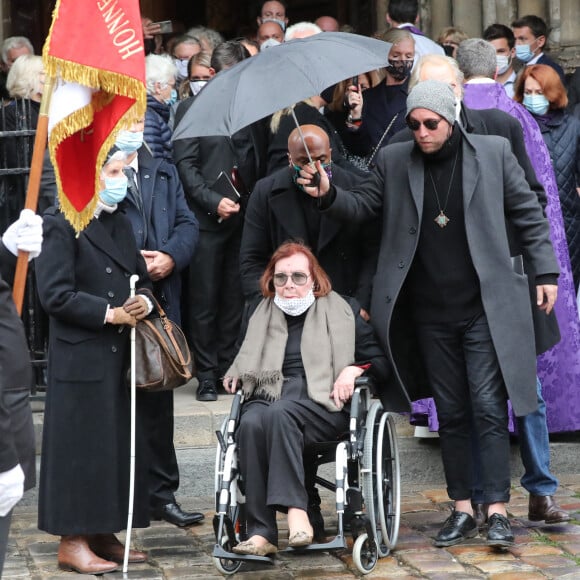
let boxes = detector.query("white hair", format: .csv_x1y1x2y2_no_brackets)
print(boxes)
145,54,177,94
285,21,322,41
6,55,43,99
2,36,34,64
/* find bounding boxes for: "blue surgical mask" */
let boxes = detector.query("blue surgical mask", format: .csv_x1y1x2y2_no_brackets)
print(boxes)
523,94,549,116
164,89,178,106
496,55,511,75
115,130,144,153
189,80,207,96
99,176,128,206
515,43,534,63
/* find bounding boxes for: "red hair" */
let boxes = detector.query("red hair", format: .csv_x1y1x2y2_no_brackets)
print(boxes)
259,241,332,298
514,64,568,110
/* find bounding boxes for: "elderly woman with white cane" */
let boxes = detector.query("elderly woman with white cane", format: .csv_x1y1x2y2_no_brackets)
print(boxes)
35,148,153,574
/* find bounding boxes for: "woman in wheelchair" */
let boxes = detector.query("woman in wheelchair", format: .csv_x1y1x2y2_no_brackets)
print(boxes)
223,241,392,556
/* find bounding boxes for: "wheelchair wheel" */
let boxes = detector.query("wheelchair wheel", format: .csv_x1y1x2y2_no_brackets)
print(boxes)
376,413,400,550
362,403,400,557
352,533,378,574
213,536,243,575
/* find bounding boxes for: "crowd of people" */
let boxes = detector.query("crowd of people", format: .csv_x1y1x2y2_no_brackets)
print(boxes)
1,0,580,574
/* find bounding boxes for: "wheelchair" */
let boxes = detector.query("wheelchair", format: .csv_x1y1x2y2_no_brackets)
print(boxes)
212,376,401,575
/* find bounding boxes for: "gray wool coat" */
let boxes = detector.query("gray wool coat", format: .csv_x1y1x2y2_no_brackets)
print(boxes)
323,129,559,416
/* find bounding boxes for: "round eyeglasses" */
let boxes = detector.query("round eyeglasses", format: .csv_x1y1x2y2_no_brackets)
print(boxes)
273,272,310,286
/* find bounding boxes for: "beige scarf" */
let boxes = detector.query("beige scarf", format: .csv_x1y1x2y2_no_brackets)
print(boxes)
226,292,355,412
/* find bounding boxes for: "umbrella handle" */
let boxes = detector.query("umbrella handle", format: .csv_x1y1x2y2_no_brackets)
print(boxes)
123,275,139,574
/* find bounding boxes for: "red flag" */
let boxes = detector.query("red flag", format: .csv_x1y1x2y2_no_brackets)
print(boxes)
43,0,146,232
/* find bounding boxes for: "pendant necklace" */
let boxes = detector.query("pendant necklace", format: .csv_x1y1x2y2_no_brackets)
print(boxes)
428,149,459,228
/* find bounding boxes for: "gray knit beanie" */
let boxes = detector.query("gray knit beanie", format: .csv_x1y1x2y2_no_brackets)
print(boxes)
406,80,456,125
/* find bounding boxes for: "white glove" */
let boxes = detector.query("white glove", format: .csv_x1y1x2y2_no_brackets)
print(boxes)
2,209,43,260
0,463,25,516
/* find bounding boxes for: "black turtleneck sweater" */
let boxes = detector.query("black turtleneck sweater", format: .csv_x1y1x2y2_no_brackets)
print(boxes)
408,126,483,323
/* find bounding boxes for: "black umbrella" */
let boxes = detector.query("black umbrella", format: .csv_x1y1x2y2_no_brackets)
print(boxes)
172,32,391,140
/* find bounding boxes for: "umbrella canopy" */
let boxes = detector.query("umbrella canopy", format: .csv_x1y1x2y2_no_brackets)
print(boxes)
172,32,391,140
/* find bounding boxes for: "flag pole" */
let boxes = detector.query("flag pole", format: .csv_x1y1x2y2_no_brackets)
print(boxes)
12,75,56,314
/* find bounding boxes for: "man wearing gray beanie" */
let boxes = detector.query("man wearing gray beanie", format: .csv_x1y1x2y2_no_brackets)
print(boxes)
297,79,559,549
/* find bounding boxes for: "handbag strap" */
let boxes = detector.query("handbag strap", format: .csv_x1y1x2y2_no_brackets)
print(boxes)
142,318,192,375
138,288,192,374
366,113,399,168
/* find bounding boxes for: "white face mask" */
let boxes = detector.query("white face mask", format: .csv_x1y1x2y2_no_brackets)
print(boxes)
262,17,286,31
496,55,511,75
274,288,315,316
189,80,207,95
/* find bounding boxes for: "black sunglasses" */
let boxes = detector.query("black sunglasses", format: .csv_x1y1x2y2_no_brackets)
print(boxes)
406,117,445,131
273,272,310,286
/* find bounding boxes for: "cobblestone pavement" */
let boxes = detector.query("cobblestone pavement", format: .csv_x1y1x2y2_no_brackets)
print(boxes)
4,474,580,579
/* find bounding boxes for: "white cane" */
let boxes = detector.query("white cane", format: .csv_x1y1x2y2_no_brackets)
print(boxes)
123,274,140,575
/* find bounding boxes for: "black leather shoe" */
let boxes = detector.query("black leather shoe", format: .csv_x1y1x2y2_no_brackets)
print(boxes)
528,494,572,524
433,511,478,547
152,503,205,527
486,513,514,547
196,379,218,401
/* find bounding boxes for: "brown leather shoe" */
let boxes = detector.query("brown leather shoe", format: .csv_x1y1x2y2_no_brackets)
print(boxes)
528,494,572,524
58,535,118,574
88,533,148,563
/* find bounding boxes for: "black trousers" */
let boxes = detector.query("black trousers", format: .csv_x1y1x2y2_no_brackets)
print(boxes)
183,226,245,382
237,399,348,545
0,510,12,576
137,390,179,509
416,312,511,505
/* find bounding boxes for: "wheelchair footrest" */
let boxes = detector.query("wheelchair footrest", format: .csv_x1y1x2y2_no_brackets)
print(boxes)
283,535,347,552
212,544,275,564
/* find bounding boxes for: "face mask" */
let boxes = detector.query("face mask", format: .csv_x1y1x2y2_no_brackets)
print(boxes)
99,175,128,206
262,17,286,31
174,59,189,80
260,38,281,50
291,162,332,191
523,93,549,116
189,80,207,96
386,59,413,82
164,88,178,106
274,288,315,316
515,43,535,63
115,130,144,153
496,55,511,75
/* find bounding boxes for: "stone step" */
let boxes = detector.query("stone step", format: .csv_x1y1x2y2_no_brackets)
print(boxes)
32,380,580,485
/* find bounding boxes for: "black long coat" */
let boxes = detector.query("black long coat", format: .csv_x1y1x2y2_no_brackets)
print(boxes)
0,243,35,491
35,208,151,535
240,165,379,309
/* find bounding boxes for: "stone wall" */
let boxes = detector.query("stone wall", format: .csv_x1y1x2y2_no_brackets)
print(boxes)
376,0,580,72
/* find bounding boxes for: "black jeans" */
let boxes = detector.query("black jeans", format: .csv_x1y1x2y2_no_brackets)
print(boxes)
416,312,511,505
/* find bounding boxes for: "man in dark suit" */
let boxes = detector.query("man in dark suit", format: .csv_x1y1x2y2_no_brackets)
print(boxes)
511,15,566,85
116,123,201,528
173,41,267,401
241,124,377,314
0,210,42,575
300,80,559,549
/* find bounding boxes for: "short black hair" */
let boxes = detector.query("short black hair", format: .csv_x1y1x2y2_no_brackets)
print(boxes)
511,15,549,39
387,0,418,24
483,23,515,50
210,40,250,73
